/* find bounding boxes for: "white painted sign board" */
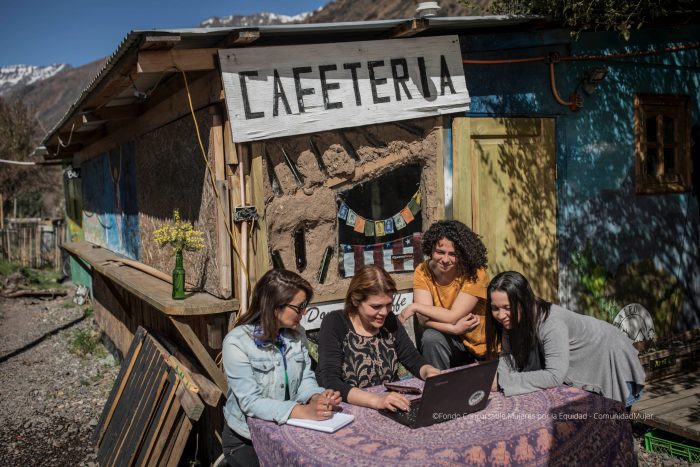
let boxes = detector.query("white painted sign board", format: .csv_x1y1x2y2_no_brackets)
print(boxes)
219,36,469,142
300,290,413,331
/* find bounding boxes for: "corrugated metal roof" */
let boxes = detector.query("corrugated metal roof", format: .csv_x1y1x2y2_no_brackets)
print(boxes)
42,15,539,151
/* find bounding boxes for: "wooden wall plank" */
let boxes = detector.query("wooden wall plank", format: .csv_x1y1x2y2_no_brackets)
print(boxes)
249,143,270,284
211,110,233,298
135,372,179,467
94,327,146,445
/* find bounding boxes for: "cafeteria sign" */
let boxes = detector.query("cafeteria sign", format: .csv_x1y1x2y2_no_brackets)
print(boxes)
219,35,469,142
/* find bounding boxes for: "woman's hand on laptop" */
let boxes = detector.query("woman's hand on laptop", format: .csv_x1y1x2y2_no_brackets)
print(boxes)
372,392,410,412
419,364,441,380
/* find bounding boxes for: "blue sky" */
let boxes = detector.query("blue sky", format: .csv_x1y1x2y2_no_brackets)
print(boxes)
0,0,325,67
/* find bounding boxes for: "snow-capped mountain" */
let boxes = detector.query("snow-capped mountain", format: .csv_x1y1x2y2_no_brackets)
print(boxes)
199,10,315,28
0,64,70,96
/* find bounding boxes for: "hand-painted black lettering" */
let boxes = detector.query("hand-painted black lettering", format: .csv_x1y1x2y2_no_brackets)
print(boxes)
440,55,456,95
292,66,315,113
390,58,412,101
343,62,362,106
417,57,431,98
239,71,264,119
319,64,342,110
368,60,390,104
272,69,292,117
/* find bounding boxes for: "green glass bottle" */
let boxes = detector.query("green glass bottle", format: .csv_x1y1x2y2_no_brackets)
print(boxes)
172,249,186,300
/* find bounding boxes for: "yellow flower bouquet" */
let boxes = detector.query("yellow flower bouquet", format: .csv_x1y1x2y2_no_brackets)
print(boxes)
153,209,204,299
153,209,205,253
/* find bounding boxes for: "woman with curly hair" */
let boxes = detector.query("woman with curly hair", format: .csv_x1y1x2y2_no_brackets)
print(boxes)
398,220,489,369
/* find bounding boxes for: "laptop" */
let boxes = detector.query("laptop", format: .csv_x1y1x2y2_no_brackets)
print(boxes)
379,359,498,429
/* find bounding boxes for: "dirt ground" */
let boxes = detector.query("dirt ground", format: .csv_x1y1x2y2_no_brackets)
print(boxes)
0,290,118,466
0,289,693,466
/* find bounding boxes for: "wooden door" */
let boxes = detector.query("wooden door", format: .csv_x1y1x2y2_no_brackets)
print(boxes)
452,118,558,300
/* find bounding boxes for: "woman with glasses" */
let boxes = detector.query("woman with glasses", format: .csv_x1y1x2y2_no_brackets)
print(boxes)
222,269,341,467
317,265,440,411
485,271,645,407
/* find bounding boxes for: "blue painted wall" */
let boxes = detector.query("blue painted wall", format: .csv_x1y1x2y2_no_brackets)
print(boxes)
460,24,700,332
81,142,140,259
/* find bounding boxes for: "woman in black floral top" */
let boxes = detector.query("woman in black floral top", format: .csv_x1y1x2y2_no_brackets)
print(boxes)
317,265,440,411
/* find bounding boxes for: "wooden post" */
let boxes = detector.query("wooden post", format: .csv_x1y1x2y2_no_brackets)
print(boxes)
36,222,41,268
209,109,232,298
55,221,60,272
0,193,4,229
13,197,17,218
6,225,12,263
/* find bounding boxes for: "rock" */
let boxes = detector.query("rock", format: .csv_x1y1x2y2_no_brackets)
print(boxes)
88,418,98,427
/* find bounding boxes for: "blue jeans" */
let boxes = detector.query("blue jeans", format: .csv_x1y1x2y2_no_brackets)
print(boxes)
625,382,643,407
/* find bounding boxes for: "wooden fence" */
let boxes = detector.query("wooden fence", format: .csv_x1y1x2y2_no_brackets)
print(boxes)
0,218,64,270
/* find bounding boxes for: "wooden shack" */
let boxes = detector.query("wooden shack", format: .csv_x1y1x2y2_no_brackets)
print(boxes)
41,17,547,463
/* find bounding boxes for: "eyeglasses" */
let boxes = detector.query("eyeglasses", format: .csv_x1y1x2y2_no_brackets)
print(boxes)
285,302,309,315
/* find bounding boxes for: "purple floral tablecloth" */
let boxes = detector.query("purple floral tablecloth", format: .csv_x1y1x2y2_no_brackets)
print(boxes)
248,384,636,466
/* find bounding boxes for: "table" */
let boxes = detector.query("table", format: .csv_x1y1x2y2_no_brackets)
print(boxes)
248,383,636,466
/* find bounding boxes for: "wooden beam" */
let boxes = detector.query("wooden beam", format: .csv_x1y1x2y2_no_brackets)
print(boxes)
223,118,238,164
82,105,142,122
169,316,228,393
387,18,429,38
210,108,233,298
222,30,260,47
76,70,223,162
137,48,218,73
141,35,181,51
57,127,106,145
249,143,271,285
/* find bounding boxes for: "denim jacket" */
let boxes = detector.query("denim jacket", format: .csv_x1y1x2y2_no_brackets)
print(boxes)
222,324,324,439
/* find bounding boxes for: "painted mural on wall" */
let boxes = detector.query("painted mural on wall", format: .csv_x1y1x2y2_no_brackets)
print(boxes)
81,143,140,259
461,24,700,333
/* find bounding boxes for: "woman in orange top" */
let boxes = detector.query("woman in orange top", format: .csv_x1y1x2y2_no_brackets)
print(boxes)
398,220,489,369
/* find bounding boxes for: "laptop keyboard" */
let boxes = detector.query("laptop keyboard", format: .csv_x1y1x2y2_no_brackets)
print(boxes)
382,398,422,426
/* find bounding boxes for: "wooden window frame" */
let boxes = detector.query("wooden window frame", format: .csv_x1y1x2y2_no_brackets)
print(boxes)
634,94,692,195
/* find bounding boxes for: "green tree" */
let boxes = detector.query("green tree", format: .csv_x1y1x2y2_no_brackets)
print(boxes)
483,0,694,39
0,97,61,218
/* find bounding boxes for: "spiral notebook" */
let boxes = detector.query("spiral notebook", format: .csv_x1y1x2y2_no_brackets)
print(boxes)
286,412,354,433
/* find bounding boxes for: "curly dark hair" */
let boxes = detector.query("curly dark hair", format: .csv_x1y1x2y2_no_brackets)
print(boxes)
421,220,488,283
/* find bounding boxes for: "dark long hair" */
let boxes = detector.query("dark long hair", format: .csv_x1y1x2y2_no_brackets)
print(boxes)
235,269,313,341
485,271,551,370
421,220,488,283
345,265,397,317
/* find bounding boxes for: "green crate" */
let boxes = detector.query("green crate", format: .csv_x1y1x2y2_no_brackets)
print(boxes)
644,429,700,462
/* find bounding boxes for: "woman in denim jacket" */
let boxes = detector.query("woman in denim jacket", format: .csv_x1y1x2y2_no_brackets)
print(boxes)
222,269,341,467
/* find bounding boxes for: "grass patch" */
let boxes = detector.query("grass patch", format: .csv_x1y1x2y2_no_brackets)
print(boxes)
19,266,65,289
84,306,94,318
0,259,65,289
62,299,76,309
0,259,19,277
69,329,107,358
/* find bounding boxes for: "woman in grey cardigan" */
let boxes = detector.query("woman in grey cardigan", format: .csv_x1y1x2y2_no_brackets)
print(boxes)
485,271,645,406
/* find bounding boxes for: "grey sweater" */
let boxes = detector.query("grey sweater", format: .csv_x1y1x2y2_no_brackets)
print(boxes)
498,305,646,403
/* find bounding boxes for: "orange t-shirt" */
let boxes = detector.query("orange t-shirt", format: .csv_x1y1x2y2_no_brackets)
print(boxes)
413,261,489,357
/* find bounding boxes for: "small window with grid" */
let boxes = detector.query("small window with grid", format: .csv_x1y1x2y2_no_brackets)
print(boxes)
634,94,692,194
